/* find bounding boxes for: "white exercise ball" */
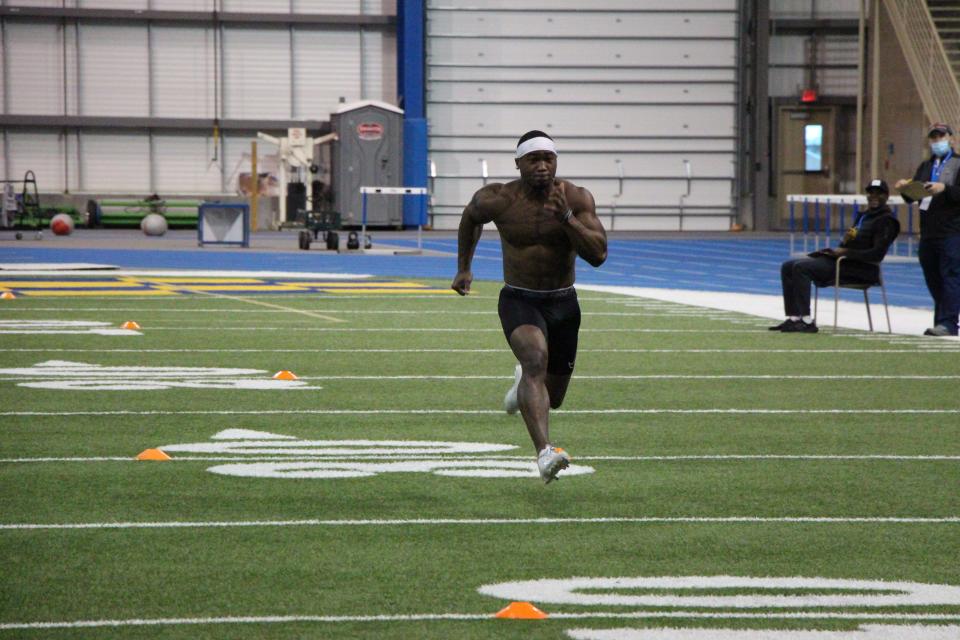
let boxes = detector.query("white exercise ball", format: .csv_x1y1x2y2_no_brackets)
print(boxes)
141,213,168,237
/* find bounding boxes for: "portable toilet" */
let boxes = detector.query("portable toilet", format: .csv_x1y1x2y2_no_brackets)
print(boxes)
331,99,404,228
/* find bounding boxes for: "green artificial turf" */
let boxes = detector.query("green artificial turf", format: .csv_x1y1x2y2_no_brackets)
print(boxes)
1,279,958,638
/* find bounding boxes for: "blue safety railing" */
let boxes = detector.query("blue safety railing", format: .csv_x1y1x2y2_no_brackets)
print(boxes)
786,195,916,259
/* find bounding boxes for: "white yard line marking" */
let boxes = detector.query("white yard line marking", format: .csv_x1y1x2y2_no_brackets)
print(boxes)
3,454,958,463
127,327,762,333
2,516,959,531
4,374,960,381
2,612,960,631
255,375,960,381
162,287,345,324
3,409,959,417
0,308,751,317
0,298,716,312
0,348,957,354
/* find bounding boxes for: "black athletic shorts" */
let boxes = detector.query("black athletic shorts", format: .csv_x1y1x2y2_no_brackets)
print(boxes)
497,284,581,375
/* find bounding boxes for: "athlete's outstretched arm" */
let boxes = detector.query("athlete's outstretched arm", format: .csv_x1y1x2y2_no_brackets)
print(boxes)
549,182,607,267
451,185,500,295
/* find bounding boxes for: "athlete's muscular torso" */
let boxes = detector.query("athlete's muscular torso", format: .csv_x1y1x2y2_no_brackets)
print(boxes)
478,180,587,290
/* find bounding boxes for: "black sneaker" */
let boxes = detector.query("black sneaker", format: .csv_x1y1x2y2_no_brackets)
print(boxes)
768,319,794,331
781,319,818,333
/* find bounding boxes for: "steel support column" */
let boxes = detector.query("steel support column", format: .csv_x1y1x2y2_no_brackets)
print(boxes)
751,0,771,231
398,0,427,228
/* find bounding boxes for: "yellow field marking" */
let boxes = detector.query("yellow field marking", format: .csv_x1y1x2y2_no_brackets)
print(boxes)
318,288,456,294
278,281,429,288
151,284,310,292
17,289,180,297
130,278,267,284
0,281,142,289
157,285,345,323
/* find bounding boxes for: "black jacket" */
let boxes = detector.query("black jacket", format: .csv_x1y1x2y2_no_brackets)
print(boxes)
902,150,960,239
840,205,901,263
827,205,900,284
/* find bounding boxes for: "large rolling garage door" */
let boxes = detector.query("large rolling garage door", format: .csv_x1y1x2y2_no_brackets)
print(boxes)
426,0,738,231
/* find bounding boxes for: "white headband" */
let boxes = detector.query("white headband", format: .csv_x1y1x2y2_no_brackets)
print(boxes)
516,136,557,159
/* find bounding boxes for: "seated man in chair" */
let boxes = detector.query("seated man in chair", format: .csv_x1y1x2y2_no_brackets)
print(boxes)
771,179,901,333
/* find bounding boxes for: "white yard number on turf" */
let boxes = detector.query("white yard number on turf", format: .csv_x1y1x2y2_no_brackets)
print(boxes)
0,360,320,390
478,576,960,639
160,429,596,480
566,625,960,639
0,320,141,336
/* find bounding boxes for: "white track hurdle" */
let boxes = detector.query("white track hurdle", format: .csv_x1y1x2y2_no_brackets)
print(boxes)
360,186,430,254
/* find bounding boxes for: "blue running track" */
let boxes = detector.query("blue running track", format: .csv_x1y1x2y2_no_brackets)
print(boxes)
0,236,931,310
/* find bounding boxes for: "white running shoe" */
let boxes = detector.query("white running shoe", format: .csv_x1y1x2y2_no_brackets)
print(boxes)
503,363,522,415
537,445,571,484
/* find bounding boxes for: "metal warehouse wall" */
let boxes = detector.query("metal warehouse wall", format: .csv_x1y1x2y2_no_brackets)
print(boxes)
425,0,739,232
0,0,396,196
770,0,860,97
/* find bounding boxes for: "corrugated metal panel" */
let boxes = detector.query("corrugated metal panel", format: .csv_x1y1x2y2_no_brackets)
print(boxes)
431,0,735,9
771,0,859,18
431,178,731,210
429,137,736,153
152,26,215,118
6,131,66,192
222,26,291,119
429,10,735,38
143,0,215,9
223,0,293,12
769,34,859,97
0,25,5,114
380,30,396,102
79,132,150,192
5,21,64,115
430,82,735,104
361,29,382,100
1,2,389,195
426,3,739,230
432,152,735,179
430,38,736,68
223,133,259,195
429,104,736,138
78,24,149,116
153,134,222,194
78,0,149,9
294,1,364,12
818,68,859,95
770,68,805,97
292,28,361,117
4,0,66,6
428,67,734,83
771,35,859,65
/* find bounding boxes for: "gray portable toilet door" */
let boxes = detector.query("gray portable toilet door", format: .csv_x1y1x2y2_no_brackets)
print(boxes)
348,110,399,226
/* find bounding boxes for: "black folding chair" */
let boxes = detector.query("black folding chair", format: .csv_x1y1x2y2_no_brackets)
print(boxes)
813,256,891,333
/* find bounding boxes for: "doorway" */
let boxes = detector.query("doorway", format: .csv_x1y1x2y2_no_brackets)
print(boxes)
776,106,838,222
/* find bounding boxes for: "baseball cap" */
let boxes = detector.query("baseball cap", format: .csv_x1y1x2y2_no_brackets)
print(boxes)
928,123,954,137
865,179,889,194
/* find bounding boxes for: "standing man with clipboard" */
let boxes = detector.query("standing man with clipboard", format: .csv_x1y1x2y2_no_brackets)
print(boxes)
895,123,960,337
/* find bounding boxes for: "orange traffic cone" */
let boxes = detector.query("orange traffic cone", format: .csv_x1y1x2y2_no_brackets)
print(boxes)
273,370,298,380
1,292,15,300
136,448,171,461
121,321,141,330
493,602,548,619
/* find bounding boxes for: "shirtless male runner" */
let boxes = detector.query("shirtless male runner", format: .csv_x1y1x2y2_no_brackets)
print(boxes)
451,130,608,483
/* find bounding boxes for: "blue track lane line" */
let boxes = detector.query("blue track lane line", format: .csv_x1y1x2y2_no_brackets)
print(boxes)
0,238,931,310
